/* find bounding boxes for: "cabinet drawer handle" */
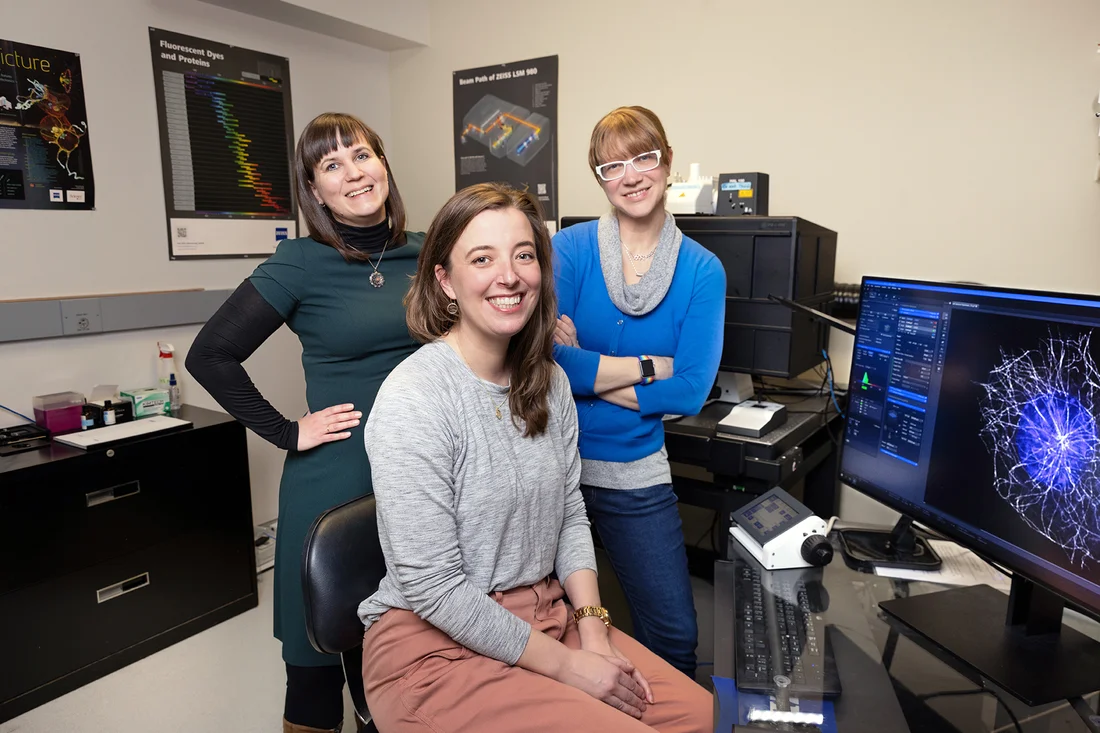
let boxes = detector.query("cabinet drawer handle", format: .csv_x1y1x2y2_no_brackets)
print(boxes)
86,480,141,508
97,572,150,603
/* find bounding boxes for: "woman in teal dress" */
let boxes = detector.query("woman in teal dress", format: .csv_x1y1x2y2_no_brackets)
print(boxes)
186,112,422,733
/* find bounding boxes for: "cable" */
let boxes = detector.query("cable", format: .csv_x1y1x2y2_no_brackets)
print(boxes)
693,512,719,552
821,349,845,419
917,688,1022,733
0,403,35,424
1069,695,1100,733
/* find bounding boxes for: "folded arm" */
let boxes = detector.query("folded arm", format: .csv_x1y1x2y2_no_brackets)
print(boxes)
634,261,727,418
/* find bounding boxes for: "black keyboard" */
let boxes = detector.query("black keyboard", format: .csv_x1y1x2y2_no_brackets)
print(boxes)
733,561,842,698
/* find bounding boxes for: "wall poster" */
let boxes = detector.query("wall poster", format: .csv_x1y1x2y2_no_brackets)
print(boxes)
0,38,94,210
453,55,558,229
149,28,297,259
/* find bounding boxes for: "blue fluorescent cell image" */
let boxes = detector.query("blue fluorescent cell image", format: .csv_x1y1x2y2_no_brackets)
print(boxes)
978,331,1100,568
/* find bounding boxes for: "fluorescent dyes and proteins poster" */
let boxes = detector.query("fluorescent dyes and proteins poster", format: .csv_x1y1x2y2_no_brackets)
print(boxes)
149,28,297,259
0,39,95,210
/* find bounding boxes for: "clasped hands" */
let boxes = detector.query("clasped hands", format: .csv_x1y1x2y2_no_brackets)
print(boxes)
563,618,655,719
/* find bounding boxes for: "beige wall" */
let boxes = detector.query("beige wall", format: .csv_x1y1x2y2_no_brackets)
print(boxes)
4,0,1099,526
393,1,1100,299
1,0,392,525
389,0,1100,520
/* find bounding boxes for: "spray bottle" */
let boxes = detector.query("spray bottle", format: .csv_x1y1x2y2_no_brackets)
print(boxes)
157,342,176,389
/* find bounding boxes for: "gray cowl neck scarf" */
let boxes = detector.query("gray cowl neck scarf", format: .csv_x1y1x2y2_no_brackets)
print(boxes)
598,211,682,316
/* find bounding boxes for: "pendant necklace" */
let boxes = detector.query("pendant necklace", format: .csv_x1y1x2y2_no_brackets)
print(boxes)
453,339,509,419
622,241,655,279
367,240,389,288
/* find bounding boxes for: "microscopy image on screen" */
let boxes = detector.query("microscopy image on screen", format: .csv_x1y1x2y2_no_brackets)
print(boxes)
925,309,1100,580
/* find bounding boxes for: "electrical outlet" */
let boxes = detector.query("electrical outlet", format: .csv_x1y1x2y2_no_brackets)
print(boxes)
60,298,103,335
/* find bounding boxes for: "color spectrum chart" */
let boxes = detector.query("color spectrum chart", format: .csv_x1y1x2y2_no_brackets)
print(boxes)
163,71,292,217
150,28,296,259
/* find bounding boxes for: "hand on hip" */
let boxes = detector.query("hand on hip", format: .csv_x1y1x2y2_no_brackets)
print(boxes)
296,403,362,450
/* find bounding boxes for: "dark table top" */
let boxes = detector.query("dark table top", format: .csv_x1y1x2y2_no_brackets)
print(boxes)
713,532,1100,733
0,404,231,475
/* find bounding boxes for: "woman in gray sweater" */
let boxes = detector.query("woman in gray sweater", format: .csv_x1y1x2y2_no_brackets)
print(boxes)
358,182,711,731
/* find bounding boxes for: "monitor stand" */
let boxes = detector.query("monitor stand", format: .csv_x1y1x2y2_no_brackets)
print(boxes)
879,577,1100,705
835,515,942,571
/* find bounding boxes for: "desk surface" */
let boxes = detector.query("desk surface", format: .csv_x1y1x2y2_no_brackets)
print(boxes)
0,404,230,475
668,394,841,456
714,536,1100,732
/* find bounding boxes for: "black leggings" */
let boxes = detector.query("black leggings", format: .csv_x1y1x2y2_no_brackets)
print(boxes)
285,663,346,729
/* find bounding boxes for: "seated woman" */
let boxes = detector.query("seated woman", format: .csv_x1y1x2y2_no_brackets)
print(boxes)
358,182,711,732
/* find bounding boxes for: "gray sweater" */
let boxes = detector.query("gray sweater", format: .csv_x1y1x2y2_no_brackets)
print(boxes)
358,340,597,665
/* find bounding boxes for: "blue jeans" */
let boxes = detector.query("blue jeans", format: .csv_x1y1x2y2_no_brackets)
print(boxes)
580,483,698,678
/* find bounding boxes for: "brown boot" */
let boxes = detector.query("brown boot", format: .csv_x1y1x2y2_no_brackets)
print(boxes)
282,719,342,733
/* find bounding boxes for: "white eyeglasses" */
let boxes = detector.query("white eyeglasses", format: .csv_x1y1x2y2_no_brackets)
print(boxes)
595,150,662,182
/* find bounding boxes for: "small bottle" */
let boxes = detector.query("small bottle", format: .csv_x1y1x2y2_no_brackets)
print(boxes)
103,400,116,426
168,373,181,413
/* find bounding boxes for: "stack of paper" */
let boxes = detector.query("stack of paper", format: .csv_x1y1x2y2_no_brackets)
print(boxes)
873,540,1012,593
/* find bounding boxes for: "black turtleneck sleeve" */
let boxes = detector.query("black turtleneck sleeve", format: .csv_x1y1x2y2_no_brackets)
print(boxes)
185,280,299,451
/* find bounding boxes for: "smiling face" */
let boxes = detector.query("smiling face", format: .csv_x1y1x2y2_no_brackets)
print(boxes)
434,207,541,349
596,148,671,222
309,138,390,227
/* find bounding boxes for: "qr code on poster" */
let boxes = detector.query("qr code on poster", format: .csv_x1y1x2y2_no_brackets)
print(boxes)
176,227,188,238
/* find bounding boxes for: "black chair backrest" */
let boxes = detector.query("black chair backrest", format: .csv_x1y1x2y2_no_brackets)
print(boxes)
301,494,387,655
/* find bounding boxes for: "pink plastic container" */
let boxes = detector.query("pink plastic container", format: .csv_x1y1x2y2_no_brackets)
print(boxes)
33,391,84,435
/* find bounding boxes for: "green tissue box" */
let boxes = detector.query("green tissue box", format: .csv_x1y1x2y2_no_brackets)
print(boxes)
121,387,170,418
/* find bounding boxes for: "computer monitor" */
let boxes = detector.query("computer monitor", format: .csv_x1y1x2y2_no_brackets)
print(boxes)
837,276,1100,705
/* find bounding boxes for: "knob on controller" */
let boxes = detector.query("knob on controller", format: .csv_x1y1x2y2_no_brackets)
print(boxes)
801,534,834,566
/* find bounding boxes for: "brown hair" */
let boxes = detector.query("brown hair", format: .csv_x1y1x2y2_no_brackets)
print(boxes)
295,112,407,261
587,105,673,179
405,183,558,437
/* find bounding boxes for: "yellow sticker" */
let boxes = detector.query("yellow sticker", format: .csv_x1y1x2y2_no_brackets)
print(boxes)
678,192,687,197
738,189,753,198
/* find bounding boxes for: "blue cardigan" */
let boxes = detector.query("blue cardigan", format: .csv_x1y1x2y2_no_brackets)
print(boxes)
552,220,727,462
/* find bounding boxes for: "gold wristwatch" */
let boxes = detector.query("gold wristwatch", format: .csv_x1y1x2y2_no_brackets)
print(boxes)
572,605,612,628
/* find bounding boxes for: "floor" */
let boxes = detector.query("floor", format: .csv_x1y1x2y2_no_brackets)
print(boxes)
2,563,717,733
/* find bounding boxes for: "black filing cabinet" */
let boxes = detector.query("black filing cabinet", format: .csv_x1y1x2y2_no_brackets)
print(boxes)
0,405,258,723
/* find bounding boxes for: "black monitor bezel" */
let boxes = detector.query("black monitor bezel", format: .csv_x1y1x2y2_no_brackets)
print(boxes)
838,274,1100,622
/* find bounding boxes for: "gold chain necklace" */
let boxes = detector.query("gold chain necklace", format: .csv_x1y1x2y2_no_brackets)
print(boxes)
452,339,509,420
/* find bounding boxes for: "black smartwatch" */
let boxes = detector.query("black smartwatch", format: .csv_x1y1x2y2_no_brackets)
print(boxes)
638,355,656,385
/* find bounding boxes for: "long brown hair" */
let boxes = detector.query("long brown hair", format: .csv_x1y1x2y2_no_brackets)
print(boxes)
405,183,558,437
295,112,407,261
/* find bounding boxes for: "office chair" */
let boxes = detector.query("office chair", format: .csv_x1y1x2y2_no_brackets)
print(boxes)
301,494,386,733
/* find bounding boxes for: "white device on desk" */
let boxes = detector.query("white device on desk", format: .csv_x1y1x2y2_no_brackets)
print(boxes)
730,486,833,570
665,163,716,214
717,400,788,438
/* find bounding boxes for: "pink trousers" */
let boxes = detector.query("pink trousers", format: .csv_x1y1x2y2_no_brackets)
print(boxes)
362,577,713,732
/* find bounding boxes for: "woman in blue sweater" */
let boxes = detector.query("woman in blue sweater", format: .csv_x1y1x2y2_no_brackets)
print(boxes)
551,106,726,679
